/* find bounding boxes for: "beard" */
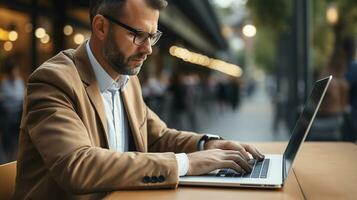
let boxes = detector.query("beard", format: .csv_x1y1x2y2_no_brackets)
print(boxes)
102,28,145,76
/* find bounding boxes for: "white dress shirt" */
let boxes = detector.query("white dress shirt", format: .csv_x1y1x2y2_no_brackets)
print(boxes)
85,41,189,176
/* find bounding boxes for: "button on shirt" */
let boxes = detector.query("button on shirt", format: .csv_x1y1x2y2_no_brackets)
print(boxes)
85,41,189,176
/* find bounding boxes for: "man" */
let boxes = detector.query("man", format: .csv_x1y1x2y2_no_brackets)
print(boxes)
14,0,264,199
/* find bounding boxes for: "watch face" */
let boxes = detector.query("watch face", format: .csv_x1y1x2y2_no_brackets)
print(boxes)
205,134,222,141
198,135,223,151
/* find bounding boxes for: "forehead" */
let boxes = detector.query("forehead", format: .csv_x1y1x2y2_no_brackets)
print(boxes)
120,0,160,32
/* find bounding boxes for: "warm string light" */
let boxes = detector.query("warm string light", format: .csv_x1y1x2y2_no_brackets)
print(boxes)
8,31,18,41
242,24,256,38
0,28,18,51
40,34,50,44
63,25,73,36
0,28,9,41
169,46,243,77
35,27,46,39
4,41,13,51
326,5,339,25
1,23,86,52
73,33,85,44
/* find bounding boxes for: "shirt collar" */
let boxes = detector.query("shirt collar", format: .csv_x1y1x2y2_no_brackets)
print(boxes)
86,40,129,92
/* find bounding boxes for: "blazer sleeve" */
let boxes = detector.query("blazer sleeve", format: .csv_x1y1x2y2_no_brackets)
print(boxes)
23,66,180,194
146,107,204,153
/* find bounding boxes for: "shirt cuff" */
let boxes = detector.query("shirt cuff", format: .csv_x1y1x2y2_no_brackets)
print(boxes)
175,153,189,177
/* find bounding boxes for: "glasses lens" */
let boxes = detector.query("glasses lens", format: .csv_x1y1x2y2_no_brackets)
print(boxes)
150,31,162,46
134,31,162,46
134,32,149,45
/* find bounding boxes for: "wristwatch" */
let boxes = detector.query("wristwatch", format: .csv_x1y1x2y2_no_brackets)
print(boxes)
197,134,224,150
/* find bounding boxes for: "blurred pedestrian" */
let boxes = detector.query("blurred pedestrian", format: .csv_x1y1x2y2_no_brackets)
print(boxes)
308,50,348,141
0,57,25,161
169,73,188,129
229,77,241,110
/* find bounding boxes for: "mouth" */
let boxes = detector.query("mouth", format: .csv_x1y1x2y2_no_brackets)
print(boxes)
131,55,146,61
130,60,143,65
128,58,146,68
131,58,146,63
132,59,144,62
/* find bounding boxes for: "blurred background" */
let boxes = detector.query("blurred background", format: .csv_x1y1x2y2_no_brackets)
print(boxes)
0,0,356,164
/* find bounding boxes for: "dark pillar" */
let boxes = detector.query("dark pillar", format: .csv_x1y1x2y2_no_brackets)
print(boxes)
31,0,38,71
289,0,311,127
295,0,312,103
52,0,67,55
302,0,312,100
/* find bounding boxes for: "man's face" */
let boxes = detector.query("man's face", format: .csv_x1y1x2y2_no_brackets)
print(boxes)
102,0,160,76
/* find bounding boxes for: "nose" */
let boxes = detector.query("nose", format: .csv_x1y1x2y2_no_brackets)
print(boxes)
139,38,153,56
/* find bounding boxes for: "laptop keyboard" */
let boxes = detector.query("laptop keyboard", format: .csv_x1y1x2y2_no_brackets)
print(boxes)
216,159,270,179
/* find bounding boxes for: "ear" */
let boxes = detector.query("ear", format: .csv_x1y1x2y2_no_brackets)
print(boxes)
92,15,109,41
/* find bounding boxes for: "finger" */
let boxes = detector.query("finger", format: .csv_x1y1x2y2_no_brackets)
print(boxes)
222,161,245,174
224,154,252,173
244,145,262,160
235,150,253,168
227,142,252,160
253,146,265,160
221,150,243,155
223,149,251,161
238,149,251,161
243,145,265,160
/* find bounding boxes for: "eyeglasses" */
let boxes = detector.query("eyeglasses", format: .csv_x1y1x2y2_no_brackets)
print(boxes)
102,14,162,46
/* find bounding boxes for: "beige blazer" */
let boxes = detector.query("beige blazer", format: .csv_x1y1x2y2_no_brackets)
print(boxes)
14,43,203,200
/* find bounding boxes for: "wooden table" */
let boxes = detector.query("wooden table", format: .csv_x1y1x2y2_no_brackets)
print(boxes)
293,142,357,200
104,142,357,200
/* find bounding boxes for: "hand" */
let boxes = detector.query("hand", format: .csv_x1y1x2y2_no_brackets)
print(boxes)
204,140,265,161
187,149,253,176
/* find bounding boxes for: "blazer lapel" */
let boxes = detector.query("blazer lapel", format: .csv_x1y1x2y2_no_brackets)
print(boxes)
121,88,145,152
86,84,108,137
72,43,109,147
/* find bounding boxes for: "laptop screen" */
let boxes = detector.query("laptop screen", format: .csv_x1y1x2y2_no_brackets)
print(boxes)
283,76,331,181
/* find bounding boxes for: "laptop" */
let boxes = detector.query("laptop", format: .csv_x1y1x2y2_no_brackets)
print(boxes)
179,75,332,188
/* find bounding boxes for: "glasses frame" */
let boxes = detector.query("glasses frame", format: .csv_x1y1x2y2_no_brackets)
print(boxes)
102,14,162,46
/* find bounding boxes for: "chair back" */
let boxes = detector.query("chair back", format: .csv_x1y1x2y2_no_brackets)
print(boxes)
0,161,17,200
